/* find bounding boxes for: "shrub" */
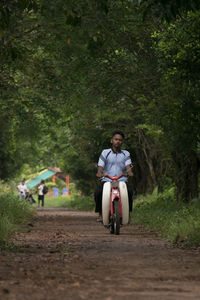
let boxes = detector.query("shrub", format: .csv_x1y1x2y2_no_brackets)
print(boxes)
132,188,200,247
0,181,34,247
44,193,94,211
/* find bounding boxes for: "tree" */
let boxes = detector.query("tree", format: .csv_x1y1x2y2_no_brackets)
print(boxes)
139,0,200,20
151,11,200,201
0,0,199,203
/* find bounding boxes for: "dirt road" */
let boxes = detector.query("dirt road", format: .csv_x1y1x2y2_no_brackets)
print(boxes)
0,208,200,300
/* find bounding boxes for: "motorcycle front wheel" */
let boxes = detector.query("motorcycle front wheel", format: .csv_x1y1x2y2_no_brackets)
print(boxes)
113,200,120,235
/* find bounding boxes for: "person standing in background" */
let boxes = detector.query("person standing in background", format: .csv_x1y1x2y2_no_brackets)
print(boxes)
17,179,28,199
38,180,45,207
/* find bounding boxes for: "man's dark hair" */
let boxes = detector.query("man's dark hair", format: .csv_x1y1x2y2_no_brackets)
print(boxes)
112,130,125,139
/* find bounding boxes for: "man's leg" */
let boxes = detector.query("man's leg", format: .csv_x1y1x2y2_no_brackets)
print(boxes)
94,182,104,214
126,183,134,212
41,196,44,207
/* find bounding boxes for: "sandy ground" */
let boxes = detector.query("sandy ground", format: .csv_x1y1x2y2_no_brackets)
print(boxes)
0,208,200,300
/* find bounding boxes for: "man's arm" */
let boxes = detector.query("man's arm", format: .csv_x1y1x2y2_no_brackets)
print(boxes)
126,164,133,177
96,150,106,178
96,166,103,178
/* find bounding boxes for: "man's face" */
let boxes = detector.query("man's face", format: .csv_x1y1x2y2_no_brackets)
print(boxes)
111,134,123,149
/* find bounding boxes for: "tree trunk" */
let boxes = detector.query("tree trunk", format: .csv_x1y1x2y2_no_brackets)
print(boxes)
136,129,157,193
133,148,155,194
130,129,158,194
173,151,199,203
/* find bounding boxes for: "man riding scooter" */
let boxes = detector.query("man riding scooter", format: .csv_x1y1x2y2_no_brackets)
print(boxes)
94,130,134,222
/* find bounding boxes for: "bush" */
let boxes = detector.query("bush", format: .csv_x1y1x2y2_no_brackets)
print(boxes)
132,188,200,247
0,181,34,248
44,194,94,211
67,194,94,211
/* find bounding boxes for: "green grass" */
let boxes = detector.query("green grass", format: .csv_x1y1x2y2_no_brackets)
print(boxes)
33,181,94,211
38,194,94,211
132,188,200,247
0,183,35,248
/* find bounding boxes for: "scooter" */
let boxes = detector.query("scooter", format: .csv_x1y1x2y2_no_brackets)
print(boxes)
102,174,129,235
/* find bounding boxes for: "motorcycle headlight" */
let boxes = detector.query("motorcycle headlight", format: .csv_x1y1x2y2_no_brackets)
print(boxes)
113,190,118,195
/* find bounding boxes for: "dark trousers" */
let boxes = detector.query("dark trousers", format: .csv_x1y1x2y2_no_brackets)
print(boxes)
94,182,133,214
38,195,44,207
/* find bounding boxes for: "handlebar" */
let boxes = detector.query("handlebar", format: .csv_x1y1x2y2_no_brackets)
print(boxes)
103,174,127,181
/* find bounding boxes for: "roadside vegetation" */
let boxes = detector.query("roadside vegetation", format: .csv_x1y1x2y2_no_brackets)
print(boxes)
37,182,94,211
44,195,94,211
0,181,35,249
132,188,200,247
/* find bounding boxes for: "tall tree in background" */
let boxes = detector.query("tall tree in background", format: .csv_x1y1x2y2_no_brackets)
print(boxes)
151,11,200,202
39,0,167,194
0,0,199,202
0,0,64,178
40,0,200,201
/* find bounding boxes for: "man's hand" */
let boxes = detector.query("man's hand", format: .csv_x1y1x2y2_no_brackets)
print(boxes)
96,172,103,178
96,166,103,178
127,170,133,177
126,165,133,177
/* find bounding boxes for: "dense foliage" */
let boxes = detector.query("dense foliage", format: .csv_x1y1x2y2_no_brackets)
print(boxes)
0,0,199,202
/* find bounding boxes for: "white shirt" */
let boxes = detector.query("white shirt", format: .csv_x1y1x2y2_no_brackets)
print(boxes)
38,184,44,196
18,183,28,196
98,148,132,182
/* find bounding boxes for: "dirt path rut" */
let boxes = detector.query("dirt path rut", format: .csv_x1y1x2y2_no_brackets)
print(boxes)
0,208,200,300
